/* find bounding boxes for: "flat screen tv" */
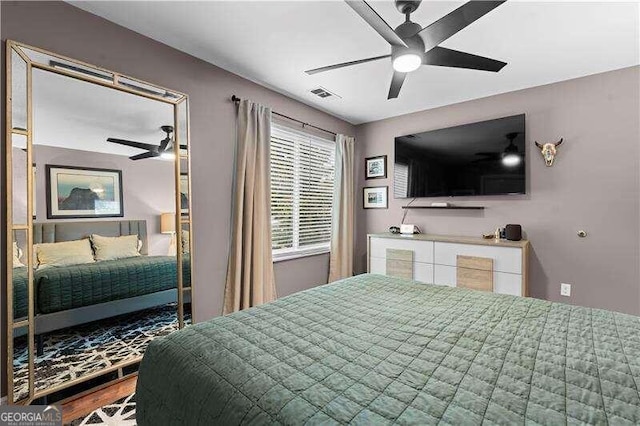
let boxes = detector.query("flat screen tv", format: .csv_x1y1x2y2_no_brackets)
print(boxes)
394,114,525,198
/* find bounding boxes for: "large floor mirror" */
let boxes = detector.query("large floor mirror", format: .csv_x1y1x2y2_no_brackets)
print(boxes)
6,41,194,404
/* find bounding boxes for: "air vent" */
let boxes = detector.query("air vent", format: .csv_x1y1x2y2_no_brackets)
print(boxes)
309,87,341,100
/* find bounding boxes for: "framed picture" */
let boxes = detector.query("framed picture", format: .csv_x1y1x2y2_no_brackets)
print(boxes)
46,165,123,219
365,155,387,179
363,186,388,209
180,173,189,215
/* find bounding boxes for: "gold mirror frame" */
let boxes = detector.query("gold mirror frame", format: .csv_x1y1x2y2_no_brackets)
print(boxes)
5,40,195,404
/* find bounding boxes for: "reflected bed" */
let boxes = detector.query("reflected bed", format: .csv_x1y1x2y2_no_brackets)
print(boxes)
12,220,190,350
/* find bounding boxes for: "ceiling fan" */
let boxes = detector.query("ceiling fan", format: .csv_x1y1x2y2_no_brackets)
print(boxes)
107,125,181,160
306,0,508,99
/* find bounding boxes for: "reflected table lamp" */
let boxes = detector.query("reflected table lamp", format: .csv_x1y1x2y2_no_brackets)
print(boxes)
160,212,176,256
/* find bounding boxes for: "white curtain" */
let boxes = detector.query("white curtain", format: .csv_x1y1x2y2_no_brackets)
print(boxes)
328,134,355,282
223,99,277,314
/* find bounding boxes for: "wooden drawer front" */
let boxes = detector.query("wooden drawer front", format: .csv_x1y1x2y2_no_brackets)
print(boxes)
457,255,492,271
386,258,413,280
387,249,413,262
457,268,493,292
435,265,522,296
370,257,434,284
434,242,522,274
370,237,434,263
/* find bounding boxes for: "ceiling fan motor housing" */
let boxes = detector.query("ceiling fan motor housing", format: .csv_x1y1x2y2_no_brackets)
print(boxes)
392,21,425,64
395,0,422,15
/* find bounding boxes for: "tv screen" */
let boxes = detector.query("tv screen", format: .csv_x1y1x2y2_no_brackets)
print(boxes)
394,114,525,198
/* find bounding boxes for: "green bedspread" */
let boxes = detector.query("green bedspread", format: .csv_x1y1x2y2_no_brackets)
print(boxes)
12,267,29,319
137,274,640,425
13,255,190,317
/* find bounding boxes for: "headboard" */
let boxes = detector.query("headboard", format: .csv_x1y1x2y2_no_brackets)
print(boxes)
33,220,149,255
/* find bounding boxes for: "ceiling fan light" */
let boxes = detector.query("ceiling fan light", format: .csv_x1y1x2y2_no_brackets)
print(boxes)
502,153,521,167
392,53,422,73
160,152,175,160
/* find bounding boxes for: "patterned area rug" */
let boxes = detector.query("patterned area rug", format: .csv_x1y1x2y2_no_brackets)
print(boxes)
13,305,189,401
69,393,136,425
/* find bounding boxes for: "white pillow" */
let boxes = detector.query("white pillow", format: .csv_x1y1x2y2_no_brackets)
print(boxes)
35,239,95,270
13,242,25,268
91,234,141,262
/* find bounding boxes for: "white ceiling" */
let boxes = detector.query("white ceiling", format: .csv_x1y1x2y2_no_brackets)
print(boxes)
70,1,640,125
30,68,175,157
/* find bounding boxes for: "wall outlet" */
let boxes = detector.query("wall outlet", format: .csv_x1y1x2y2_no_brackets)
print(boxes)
560,283,572,297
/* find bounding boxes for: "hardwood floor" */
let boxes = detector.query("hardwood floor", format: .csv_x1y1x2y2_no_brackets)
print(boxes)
61,375,137,424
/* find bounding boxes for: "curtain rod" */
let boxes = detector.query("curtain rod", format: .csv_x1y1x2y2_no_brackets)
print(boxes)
231,95,337,137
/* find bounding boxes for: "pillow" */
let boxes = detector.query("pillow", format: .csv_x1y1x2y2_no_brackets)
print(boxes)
13,242,25,268
181,230,190,254
35,239,95,270
91,234,141,262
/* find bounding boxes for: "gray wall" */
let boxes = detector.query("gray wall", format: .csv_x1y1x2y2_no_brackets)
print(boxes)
0,0,355,322
12,146,175,256
355,66,640,315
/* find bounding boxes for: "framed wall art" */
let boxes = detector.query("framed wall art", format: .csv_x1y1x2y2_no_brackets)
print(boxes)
365,155,387,179
363,186,388,209
46,165,123,219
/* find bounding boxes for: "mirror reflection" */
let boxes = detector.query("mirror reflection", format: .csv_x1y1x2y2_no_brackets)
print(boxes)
12,326,30,403
181,221,192,325
9,63,191,397
11,48,27,131
11,134,28,225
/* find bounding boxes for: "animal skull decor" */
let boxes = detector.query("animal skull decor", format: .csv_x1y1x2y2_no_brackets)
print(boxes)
534,138,563,167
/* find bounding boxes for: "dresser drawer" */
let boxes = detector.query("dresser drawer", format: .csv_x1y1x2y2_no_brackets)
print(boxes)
434,264,523,296
434,242,522,274
370,256,434,284
370,237,434,264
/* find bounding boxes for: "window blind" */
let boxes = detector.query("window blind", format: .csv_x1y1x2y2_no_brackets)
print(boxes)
270,123,335,260
394,163,409,198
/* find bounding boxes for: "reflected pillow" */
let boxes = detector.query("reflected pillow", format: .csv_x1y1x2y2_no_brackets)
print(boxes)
181,230,190,254
91,234,141,262
13,242,25,268
35,239,95,270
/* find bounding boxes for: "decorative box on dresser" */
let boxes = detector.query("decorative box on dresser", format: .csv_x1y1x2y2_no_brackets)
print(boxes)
367,233,530,297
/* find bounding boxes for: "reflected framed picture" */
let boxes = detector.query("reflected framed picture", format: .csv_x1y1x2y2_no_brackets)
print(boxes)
365,155,387,179
363,186,388,209
46,165,123,219
180,173,189,215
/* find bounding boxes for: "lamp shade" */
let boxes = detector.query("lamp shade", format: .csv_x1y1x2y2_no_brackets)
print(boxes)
160,212,176,234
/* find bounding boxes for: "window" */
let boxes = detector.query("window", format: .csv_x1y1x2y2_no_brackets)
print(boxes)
270,123,335,261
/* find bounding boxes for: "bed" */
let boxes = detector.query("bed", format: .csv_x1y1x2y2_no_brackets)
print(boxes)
136,274,640,425
13,220,191,350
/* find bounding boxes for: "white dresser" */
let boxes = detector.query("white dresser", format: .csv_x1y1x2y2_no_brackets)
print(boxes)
368,233,530,297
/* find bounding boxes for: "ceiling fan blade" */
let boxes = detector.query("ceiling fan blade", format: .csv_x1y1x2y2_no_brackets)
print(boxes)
306,54,391,75
419,1,506,51
424,47,506,72
107,138,158,151
129,151,159,161
388,71,407,99
345,1,407,47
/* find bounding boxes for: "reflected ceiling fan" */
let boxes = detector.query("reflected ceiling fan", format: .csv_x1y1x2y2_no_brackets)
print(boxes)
306,0,508,99
107,125,183,160
474,132,521,166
